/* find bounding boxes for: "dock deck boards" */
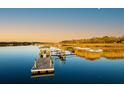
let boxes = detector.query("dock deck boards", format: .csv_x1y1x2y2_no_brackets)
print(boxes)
31,56,54,75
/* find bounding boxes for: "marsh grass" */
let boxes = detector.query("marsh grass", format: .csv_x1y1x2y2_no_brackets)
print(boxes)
75,50,101,60
75,47,124,60
102,48,124,59
71,44,124,60
103,52,124,59
39,43,124,60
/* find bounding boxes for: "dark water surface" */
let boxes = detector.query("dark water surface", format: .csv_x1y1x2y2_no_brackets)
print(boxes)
0,46,124,84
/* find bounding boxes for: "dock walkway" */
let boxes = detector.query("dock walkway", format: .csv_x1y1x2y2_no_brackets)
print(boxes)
31,56,54,75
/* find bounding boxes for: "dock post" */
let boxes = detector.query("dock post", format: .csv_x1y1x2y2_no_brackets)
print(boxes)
34,59,37,68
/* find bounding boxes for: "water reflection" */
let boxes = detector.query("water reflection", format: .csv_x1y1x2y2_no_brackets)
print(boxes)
54,57,66,64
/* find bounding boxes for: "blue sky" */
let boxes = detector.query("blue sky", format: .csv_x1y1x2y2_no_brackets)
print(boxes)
0,8,124,42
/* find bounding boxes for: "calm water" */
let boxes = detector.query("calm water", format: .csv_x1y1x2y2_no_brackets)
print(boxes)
0,46,124,84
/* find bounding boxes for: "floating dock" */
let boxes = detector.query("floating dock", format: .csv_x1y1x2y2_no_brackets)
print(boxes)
31,46,75,77
31,56,54,76
31,73,54,78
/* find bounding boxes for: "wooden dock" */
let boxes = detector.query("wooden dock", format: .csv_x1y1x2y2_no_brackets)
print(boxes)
31,56,54,76
31,73,54,78
31,46,74,77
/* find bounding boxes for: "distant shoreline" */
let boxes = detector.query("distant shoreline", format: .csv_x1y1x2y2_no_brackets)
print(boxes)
0,42,53,46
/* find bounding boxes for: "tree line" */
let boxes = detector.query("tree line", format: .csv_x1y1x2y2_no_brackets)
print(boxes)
60,36,124,44
0,42,50,46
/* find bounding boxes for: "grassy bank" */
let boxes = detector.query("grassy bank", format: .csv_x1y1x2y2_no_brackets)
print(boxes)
56,43,124,60
37,43,124,60
75,50,101,60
